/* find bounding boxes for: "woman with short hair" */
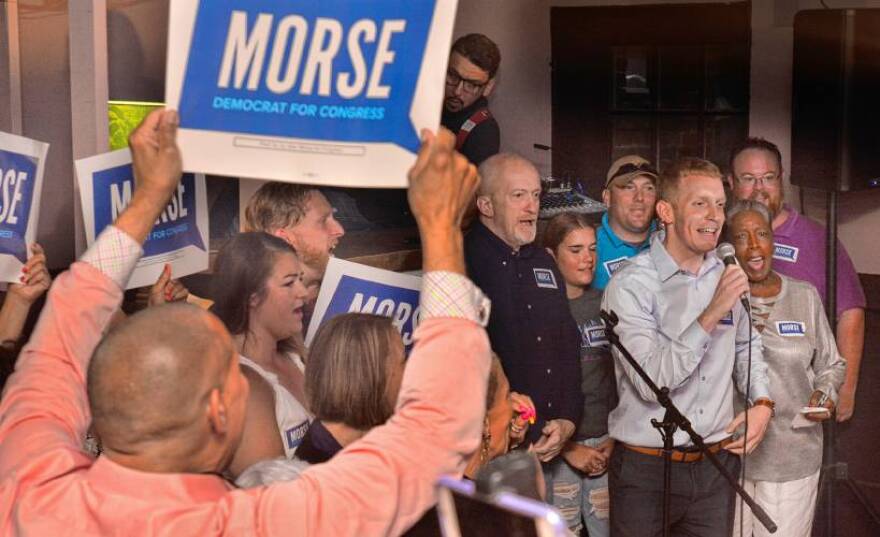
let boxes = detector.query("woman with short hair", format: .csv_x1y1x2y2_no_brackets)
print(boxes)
295,313,406,464
727,200,846,537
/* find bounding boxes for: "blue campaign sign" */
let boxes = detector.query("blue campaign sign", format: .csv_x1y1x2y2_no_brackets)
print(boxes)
0,149,39,263
91,165,206,256
177,0,436,153
323,273,421,352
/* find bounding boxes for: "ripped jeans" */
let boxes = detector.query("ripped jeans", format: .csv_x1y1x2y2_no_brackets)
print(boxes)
545,435,610,536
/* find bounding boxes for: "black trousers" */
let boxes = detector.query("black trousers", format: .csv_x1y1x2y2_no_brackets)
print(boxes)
609,445,740,537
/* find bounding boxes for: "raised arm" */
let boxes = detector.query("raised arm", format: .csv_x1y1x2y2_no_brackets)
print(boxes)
0,109,182,481
0,243,51,347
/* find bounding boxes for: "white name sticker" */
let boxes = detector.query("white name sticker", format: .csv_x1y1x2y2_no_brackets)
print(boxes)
776,321,806,337
773,243,799,263
533,268,558,289
603,256,628,277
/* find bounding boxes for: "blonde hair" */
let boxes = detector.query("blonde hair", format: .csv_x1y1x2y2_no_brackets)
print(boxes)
659,157,722,203
244,182,316,232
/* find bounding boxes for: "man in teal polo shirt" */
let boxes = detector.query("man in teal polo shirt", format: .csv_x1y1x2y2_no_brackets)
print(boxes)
594,155,659,290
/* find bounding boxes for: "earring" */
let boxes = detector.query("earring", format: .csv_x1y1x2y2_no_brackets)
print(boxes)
480,417,492,464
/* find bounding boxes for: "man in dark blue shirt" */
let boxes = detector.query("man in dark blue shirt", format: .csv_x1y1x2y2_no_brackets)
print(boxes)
465,153,582,460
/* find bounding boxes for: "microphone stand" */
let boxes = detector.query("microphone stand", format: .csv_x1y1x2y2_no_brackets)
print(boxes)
600,309,777,536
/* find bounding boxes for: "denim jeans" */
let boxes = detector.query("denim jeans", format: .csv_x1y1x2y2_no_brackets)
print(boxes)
608,445,740,537
545,435,611,536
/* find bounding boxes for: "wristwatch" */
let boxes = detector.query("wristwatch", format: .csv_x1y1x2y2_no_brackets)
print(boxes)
752,398,776,417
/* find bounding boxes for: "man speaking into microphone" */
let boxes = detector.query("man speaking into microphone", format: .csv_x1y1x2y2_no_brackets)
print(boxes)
601,157,774,537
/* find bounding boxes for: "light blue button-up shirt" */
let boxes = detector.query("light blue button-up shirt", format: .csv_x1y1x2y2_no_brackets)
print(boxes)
601,231,770,447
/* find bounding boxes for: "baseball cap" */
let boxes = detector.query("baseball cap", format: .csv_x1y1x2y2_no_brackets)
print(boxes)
605,155,658,188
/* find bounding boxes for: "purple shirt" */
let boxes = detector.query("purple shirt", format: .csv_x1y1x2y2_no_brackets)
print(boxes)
772,205,866,318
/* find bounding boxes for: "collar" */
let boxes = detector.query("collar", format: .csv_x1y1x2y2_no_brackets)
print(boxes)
296,420,344,465
308,420,344,458
443,96,490,123
471,220,535,259
600,212,655,249
87,455,231,503
649,231,722,282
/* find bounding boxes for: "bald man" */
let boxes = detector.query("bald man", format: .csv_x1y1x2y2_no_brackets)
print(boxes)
464,153,582,464
0,111,491,536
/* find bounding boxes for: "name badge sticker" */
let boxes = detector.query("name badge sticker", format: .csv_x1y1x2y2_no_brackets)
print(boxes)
585,325,608,347
603,256,628,278
773,243,799,263
285,420,310,449
776,321,806,337
533,268,558,289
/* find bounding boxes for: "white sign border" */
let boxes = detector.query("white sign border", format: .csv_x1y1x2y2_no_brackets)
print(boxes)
305,257,422,346
165,0,458,187
0,131,49,283
73,148,210,289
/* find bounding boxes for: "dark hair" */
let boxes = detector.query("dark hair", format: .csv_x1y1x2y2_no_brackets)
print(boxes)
728,137,783,176
541,212,597,252
210,232,297,339
485,354,506,411
659,157,722,203
306,313,400,430
451,33,501,78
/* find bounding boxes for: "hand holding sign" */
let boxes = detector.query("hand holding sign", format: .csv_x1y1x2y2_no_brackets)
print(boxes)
407,128,478,274
148,263,190,306
117,109,184,245
130,110,184,205
7,243,51,306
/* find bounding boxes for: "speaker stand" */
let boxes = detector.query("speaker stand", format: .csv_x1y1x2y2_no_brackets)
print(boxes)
817,190,880,537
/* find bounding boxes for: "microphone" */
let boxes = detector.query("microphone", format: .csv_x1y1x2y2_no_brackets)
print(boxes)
716,242,751,313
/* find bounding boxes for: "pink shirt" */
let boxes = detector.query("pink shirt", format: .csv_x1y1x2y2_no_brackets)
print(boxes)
0,228,491,536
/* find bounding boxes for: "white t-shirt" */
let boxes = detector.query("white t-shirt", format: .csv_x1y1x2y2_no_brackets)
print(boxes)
238,353,312,457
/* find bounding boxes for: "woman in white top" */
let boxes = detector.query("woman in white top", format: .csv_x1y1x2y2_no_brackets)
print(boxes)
211,232,312,477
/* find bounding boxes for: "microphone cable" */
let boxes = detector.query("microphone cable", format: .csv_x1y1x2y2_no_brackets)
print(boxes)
738,299,753,537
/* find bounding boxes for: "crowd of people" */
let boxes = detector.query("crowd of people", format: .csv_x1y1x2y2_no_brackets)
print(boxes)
0,31,867,537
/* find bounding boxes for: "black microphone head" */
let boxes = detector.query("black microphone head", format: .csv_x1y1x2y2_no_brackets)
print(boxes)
716,242,737,265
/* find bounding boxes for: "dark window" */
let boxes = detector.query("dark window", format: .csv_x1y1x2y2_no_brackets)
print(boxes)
551,2,750,199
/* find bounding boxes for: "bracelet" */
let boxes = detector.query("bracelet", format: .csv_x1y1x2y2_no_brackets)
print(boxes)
752,398,776,417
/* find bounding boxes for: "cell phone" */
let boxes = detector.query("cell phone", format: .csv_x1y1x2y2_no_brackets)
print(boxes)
435,476,568,537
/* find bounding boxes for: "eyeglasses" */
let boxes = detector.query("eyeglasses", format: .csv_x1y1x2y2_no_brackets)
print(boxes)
735,173,781,188
610,162,658,182
445,68,489,94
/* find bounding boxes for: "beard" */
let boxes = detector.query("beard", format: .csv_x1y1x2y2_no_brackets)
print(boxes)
296,243,330,277
750,191,782,218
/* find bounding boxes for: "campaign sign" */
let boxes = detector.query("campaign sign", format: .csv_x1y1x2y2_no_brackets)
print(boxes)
0,132,49,284
74,149,209,289
306,258,422,353
166,0,458,187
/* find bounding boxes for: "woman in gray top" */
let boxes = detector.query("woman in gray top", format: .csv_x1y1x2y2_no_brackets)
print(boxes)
727,200,846,537
542,212,615,536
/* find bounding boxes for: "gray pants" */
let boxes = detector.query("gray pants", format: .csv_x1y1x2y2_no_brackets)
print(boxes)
609,446,740,537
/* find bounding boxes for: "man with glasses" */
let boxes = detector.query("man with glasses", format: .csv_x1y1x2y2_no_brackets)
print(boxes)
594,155,659,290
728,137,865,422
441,33,501,165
